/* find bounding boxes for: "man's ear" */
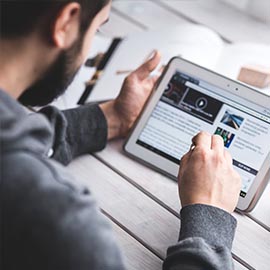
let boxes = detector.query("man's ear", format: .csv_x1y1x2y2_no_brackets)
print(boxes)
52,2,81,49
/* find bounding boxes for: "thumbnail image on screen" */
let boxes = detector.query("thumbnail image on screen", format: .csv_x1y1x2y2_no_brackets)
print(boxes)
214,127,235,148
221,110,244,130
161,73,223,124
163,77,187,104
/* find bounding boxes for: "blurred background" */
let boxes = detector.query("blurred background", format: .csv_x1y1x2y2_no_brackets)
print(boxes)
220,0,270,23
55,0,270,109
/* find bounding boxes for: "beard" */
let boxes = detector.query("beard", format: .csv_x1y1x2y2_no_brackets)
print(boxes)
19,36,83,107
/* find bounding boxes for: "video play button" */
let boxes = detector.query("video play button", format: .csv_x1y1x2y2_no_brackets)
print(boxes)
196,97,208,109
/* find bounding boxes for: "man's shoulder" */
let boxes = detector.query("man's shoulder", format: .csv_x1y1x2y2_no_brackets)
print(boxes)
1,150,124,269
1,150,98,227
2,150,80,194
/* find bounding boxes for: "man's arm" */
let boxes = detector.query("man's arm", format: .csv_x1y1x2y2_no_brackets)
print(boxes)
40,104,108,165
163,205,236,270
163,132,241,270
40,51,161,165
3,151,126,270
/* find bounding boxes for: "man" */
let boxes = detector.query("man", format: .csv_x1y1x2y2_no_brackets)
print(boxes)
0,0,241,269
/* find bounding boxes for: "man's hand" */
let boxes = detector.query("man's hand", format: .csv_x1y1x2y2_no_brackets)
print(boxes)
178,132,242,213
100,51,161,139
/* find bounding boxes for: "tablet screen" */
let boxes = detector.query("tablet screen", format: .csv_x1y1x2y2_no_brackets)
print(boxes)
136,70,270,197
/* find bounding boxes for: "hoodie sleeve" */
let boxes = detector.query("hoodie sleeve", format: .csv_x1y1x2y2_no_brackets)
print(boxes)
39,104,108,165
163,204,237,270
3,150,126,270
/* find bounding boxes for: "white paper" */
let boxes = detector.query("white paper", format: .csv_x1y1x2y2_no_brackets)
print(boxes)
87,25,224,102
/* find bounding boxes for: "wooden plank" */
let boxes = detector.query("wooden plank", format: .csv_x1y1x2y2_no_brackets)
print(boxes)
113,0,190,30
108,218,163,270
67,155,245,270
95,140,270,270
158,0,270,44
234,260,251,270
67,155,180,258
110,217,247,270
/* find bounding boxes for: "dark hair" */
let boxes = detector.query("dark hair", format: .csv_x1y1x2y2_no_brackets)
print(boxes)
0,0,110,39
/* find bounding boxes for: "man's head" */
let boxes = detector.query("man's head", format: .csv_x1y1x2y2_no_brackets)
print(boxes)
1,0,111,106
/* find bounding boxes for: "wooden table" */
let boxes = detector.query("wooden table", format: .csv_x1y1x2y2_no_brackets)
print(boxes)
66,1,270,269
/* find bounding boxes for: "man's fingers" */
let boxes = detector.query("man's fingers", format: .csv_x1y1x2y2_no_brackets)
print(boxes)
192,131,212,149
158,64,165,74
211,134,225,154
149,75,160,86
224,150,233,166
134,50,161,81
180,151,191,168
179,152,191,184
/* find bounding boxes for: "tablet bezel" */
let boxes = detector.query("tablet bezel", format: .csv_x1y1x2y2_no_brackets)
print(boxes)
124,57,270,212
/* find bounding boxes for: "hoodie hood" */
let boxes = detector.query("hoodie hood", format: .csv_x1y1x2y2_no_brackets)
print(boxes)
0,89,53,156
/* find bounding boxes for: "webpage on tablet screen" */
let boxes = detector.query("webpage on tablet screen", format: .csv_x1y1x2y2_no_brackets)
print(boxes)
136,71,270,197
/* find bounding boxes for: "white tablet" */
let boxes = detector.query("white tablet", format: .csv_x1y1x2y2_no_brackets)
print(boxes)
124,57,270,212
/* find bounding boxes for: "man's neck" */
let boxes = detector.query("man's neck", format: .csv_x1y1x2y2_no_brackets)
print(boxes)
0,36,54,99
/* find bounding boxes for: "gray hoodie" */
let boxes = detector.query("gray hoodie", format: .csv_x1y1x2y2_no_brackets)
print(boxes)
0,89,237,270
